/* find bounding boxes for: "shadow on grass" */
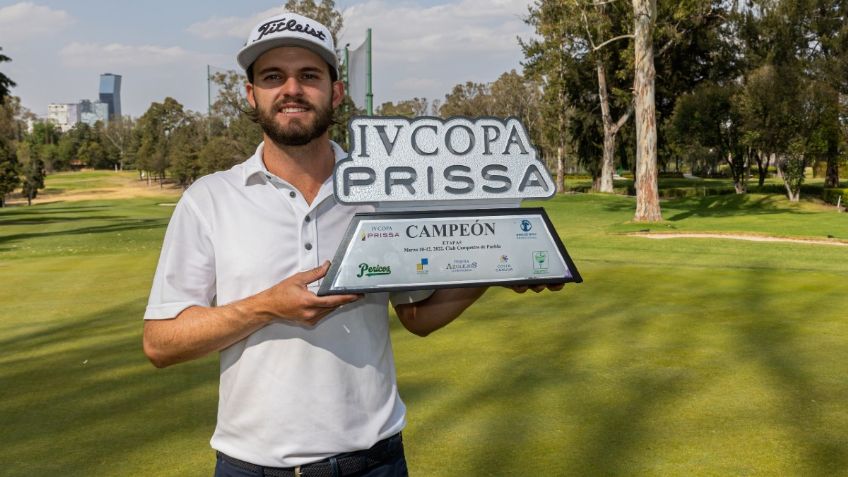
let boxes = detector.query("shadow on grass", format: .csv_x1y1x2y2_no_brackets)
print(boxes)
729,266,848,475
0,219,167,245
0,214,126,226
665,194,811,221
400,267,847,475
0,298,218,476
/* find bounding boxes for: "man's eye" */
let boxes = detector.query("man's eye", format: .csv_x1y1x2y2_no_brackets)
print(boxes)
264,74,282,82
302,73,319,80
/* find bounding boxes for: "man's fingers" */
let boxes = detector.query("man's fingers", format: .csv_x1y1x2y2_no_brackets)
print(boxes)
311,293,363,308
295,261,331,286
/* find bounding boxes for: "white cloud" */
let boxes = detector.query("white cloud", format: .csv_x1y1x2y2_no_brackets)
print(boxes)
59,42,223,68
187,7,280,40
340,0,531,61
394,77,441,92
0,2,74,43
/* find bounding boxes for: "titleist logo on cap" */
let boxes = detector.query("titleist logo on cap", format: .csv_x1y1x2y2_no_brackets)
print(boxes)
255,17,327,42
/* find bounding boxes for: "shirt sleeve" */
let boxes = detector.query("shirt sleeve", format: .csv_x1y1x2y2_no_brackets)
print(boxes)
144,194,216,320
388,289,435,307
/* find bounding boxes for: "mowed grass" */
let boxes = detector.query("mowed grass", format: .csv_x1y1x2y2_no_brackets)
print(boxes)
1,174,848,476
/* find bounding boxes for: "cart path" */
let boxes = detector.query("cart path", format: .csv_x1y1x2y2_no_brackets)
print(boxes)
629,232,848,247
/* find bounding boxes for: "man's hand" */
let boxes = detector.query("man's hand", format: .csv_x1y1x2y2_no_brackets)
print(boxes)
254,261,362,326
507,283,565,294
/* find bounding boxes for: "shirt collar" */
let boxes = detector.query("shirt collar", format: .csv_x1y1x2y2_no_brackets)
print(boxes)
242,141,346,186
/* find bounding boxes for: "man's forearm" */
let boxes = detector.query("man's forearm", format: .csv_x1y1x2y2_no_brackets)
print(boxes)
394,287,487,337
143,262,363,368
143,298,271,368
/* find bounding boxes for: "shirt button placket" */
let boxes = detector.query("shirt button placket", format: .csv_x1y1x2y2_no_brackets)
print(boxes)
303,210,317,268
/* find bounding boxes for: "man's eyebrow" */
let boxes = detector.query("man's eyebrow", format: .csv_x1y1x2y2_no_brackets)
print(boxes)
256,66,283,76
256,65,326,76
299,66,326,74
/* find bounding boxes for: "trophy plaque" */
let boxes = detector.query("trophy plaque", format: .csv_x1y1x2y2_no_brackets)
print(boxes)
317,116,582,295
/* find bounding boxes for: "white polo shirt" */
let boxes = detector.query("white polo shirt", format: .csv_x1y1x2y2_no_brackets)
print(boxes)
145,142,412,467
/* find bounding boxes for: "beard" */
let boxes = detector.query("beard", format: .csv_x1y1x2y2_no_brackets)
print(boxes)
254,93,334,147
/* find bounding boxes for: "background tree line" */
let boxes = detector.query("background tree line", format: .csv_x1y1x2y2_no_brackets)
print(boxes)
1,0,847,217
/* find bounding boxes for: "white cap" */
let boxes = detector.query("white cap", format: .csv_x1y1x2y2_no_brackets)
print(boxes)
237,12,339,79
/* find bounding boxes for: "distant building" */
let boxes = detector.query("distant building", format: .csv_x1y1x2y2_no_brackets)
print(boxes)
99,73,122,120
47,73,121,130
47,103,79,132
79,99,109,126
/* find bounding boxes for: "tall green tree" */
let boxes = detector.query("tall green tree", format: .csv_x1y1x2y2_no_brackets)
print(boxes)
20,146,44,206
0,47,15,101
135,97,187,186
669,82,748,193
523,0,633,193
102,116,135,171
0,139,19,207
168,113,207,186
737,64,799,187
208,71,263,161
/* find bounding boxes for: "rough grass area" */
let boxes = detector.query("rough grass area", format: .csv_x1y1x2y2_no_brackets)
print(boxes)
1,173,847,476
5,170,181,206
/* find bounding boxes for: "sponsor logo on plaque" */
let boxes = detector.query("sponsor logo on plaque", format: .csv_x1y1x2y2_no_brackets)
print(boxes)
360,225,400,241
445,259,478,273
416,258,429,274
495,255,513,273
532,251,549,273
516,219,538,240
356,263,392,278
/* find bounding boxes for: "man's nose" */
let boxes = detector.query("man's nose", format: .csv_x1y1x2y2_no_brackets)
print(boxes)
280,76,304,96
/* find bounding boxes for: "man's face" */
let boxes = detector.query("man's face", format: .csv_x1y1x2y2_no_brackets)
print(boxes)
246,47,344,147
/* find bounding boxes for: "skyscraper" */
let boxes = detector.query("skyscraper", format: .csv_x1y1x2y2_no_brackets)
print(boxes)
99,73,121,120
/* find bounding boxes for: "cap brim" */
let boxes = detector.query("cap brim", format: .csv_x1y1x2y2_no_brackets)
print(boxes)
237,37,339,77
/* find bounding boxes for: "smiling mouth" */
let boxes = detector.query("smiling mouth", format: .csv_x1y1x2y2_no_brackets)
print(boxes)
280,107,309,114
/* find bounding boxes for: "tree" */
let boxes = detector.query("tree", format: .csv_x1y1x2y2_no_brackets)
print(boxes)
438,82,494,117
376,98,430,117
576,0,635,193
198,136,244,176
135,97,187,186
738,64,799,187
0,47,15,101
102,116,135,170
0,140,19,207
779,79,841,201
669,82,747,193
522,1,583,193
168,113,207,186
21,149,44,206
208,70,263,161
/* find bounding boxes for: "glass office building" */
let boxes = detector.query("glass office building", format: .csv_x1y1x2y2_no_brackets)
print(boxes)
99,73,122,120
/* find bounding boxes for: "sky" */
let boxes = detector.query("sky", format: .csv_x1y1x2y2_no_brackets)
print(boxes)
0,0,536,118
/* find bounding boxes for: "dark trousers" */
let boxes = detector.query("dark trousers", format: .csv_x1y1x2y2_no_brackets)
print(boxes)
213,435,409,477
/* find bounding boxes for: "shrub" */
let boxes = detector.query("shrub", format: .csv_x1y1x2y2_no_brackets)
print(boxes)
822,188,848,205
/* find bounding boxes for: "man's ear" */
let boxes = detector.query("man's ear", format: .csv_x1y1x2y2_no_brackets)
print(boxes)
332,81,345,109
246,83,256,109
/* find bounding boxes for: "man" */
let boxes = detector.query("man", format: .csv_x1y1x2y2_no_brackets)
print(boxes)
144,11,560,477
